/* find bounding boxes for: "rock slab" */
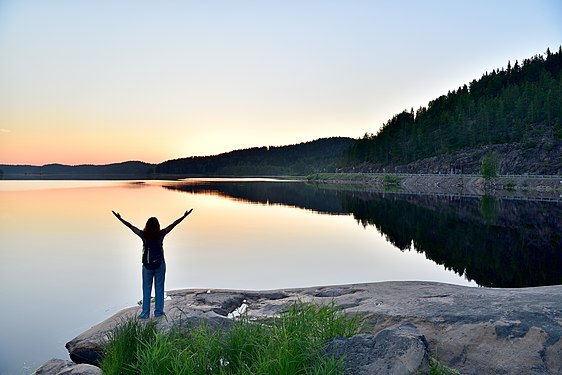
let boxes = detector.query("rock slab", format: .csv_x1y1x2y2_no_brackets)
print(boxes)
61,281,562,375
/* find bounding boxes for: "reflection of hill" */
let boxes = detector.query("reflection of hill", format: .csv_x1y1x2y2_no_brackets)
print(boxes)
342,193,562,288
165,180,562,288
163,181,349,215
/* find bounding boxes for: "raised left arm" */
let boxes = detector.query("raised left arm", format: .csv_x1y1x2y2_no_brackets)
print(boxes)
162,209,193,235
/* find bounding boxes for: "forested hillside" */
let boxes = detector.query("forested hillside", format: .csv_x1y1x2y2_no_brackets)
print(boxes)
155,137,354,176
341,47,562,175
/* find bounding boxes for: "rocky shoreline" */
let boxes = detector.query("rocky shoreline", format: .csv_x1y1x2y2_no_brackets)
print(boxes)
308,173,562,201
34,281,562,374
337,139,562,176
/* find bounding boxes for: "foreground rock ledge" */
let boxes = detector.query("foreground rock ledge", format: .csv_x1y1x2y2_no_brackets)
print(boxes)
53,282,562,374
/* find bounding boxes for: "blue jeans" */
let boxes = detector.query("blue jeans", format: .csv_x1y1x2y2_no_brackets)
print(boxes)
141,261,166,318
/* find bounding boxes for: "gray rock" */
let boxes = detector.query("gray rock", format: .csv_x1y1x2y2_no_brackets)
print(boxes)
32,358,102,375
64,306,136,365
55,282,562,374
326,323,429,375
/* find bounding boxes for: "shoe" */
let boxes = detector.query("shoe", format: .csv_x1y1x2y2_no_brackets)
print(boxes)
138,313,149,319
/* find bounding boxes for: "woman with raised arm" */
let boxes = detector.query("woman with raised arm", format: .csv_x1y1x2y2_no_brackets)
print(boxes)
112,209,193,318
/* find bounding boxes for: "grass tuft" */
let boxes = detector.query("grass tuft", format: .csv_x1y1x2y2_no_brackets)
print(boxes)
101,301,361,375
429,356,461,375
101,318,158,375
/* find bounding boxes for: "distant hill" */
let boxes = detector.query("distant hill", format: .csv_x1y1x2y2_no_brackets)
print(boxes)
0,161,155,179
340,47,562,175
0,137,354,179
155,137,354,176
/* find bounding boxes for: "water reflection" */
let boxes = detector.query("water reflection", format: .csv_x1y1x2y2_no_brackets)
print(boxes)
167,181,562,288
478,195,499,224
164,180,349,215
343,193,562,288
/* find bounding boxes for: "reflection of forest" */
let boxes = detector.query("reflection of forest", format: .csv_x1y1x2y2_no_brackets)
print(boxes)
343,193,562,287
166,181,562,288
164,181,350,215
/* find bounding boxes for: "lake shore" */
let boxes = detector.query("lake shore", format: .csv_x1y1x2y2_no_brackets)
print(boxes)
5,173,561,202
35,281,562,375
306,173,562,201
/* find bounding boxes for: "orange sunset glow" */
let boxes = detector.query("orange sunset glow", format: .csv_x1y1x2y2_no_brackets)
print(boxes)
1,1,561,166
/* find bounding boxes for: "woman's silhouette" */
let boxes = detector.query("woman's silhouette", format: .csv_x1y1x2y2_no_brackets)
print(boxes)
112,209,193,318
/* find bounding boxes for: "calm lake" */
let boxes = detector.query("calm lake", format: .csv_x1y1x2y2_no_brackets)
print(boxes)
1,179,561,374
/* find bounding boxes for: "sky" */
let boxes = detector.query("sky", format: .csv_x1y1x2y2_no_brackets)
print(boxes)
1,1,561,166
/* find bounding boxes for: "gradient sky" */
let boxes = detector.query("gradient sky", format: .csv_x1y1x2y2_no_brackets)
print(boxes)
1,1,561,165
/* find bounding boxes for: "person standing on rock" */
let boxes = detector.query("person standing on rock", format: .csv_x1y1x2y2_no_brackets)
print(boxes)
112,209,193,319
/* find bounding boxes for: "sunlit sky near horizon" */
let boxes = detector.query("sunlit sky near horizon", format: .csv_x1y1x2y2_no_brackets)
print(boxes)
1,1,561,166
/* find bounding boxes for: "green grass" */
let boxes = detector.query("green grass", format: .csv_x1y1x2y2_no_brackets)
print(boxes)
429,356,461,375
504,180,516,191
383,175,401,185
101,301,361,375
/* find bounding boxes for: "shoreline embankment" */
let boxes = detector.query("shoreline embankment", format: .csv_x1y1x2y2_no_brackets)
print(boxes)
306,173,562,202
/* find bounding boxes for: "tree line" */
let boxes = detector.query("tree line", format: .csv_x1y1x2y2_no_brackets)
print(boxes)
155,137,354,176
341,47,562,169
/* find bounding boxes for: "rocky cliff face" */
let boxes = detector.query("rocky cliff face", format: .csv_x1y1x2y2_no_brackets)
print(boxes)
34,281,562,375
343,139,562,175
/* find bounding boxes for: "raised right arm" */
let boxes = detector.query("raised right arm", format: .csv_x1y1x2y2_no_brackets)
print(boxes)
112,211,142,237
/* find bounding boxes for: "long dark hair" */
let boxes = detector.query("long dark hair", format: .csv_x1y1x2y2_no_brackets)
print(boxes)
143,217,161,241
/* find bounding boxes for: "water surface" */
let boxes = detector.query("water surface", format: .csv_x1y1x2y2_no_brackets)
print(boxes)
1,179,560,374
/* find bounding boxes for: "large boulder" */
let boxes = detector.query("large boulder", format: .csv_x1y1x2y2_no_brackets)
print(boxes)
325,323,430,375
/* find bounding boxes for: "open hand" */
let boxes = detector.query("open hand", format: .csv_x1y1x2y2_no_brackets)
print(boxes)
185,209,194,217
112,210,121,219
